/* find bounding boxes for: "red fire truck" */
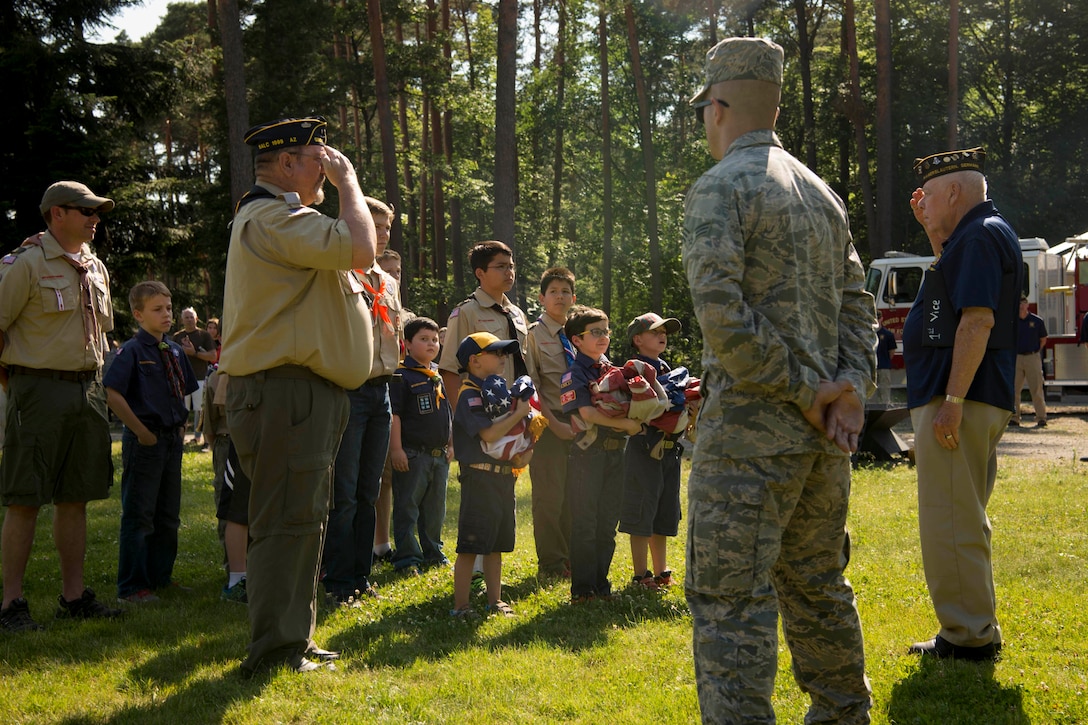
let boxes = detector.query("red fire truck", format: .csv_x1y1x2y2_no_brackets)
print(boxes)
865,232,1088,392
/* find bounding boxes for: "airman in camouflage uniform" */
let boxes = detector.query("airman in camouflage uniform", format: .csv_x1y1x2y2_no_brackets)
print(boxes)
682,37,876,724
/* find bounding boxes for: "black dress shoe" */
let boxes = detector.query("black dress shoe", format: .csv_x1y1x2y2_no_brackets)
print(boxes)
307,646,341,661
908,634,1001,661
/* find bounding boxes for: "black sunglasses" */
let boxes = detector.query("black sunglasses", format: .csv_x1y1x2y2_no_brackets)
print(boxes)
61,205,101,217
694,97,729,125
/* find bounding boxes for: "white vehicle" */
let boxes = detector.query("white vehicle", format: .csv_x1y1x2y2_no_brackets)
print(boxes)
865,233,1088,391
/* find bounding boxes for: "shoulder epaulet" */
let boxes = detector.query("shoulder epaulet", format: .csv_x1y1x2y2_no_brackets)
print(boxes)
233,185,281,215
1,235,43,265
455,296,475,309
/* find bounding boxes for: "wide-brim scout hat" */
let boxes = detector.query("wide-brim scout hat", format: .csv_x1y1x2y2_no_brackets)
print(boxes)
627,312,682,342
39,181,115,215
244,116,328,154
690,36,784,105
456,332,520,373
913,147,986,184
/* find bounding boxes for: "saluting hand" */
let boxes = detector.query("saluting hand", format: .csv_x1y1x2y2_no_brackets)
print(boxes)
319,145,357,189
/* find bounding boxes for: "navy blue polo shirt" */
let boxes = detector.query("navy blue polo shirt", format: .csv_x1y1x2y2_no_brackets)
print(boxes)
103,328,199,429
1016,313,1047,354
391,356,451,450
876,327,896,370
561,350,624,445
902,201,1022,412
453,373,502,466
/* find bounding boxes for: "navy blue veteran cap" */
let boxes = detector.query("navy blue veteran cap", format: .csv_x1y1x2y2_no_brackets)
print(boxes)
244,116,327,153
913,147,986,184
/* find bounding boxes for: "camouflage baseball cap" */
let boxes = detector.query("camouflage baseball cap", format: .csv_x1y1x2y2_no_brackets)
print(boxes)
690,37,784,104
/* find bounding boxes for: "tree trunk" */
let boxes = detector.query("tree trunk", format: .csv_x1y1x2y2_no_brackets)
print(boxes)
550,0,567,258
874,0,893,258
443,0,463,296
215,0,251,209
948,0,959,148
395,18,415,262
494,0,518,253
624,2,661,313
599,6,614,316
368,0,403,255
427,0,447,295
843,0,877,248
793,0,817,169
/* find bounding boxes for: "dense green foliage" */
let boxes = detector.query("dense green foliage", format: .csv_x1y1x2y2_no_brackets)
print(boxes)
3,0,1087,356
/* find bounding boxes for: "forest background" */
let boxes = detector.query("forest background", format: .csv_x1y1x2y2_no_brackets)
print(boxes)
3,0,1087,366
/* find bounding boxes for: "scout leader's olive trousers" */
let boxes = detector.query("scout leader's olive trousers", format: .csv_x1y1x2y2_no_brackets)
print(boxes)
227,366,348,673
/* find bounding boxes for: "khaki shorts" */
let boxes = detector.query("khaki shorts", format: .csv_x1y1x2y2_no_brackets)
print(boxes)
1,374,114,506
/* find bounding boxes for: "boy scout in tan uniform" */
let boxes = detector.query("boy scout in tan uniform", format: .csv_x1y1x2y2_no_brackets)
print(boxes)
219,116,376,675
323,199,403,605
0,181,122,631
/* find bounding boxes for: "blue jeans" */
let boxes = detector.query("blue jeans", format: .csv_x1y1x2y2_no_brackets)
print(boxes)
117,426,183,597
323,384,391,597
391,448,449,569
567,442,625,598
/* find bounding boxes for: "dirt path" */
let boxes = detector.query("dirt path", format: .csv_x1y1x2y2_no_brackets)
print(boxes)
896,403,1088,462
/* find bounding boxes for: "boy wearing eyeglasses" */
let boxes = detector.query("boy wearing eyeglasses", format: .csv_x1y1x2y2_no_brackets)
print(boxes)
559,305,642,603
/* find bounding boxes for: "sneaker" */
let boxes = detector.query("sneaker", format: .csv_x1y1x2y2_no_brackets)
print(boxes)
450,605,480,620
470,571,486,593
0,598,44,632
631,571,660,591
373,546,395,564
654,570,675,588
118,589,160,604
485,600,516,617
221,579,248,604
1008,420,1020,427
56,588,123,620
1036,420,1048,428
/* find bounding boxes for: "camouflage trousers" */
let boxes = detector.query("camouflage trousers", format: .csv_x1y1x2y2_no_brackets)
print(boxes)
685,453,871,724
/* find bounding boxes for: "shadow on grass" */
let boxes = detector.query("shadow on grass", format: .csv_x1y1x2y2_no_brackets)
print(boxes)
887,657,1028,724
324,569,689,671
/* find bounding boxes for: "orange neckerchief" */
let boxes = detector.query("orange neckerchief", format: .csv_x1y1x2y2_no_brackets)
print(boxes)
399,362,445,403
355,269,393,334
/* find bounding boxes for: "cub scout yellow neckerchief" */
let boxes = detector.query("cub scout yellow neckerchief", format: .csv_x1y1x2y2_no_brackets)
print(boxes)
399,363,445,403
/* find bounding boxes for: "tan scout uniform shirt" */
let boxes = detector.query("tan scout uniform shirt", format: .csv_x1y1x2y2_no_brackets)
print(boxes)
219,181,373,389
362,264,403,379
524,314,568,414
0,231,113,371
438,288,528,383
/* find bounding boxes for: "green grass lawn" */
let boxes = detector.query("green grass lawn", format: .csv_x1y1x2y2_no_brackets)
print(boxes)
1,445,1086,723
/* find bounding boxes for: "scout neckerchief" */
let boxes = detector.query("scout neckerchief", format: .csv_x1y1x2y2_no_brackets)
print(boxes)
158,341,186,399
539,314,576,367
399,359,445,403
357,268,394,336
491,302,528,378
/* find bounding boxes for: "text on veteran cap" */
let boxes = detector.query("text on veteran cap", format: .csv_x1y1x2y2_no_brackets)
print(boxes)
244,116,328,153
690,37,784,104
39,181,115,215
913,147,986,184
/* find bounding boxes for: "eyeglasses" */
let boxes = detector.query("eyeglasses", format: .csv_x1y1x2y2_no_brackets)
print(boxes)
694,97,729,125
579,328,611,339
487,263,516,272
61,206,100,217
288,150,324,163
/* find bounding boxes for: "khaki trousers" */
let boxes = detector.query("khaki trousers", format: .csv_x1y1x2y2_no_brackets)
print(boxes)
1012,352,1046,423
911,398,1008,648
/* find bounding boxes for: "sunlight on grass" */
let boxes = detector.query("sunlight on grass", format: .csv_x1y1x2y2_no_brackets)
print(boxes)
0,443,1085,723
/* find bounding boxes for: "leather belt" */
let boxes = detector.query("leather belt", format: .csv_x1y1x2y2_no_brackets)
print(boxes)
7,365,97,383
468,462,514,475
264,365,329,384
365,375,393,387
408,446,447,458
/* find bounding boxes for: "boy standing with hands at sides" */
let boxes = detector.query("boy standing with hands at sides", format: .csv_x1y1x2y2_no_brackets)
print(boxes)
104,281,199,603
450,332,533,618
389,317,454,573
619,313,684,590
524,267,577,580
560,306,642,603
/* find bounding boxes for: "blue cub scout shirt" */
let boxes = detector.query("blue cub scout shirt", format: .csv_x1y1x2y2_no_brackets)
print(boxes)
103,328,199,429
391,355,451,450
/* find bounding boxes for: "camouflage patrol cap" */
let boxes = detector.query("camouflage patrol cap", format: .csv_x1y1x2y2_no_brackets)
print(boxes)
690,37,784,104
244,116,327,154
913,147,986,184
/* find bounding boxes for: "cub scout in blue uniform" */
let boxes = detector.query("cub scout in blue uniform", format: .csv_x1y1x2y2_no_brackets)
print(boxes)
449,332,532,619
389,317,453,572
104,281,199,603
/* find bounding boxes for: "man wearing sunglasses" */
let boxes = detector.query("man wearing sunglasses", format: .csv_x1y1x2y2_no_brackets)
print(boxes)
682,38,876,724
0,181,122,632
